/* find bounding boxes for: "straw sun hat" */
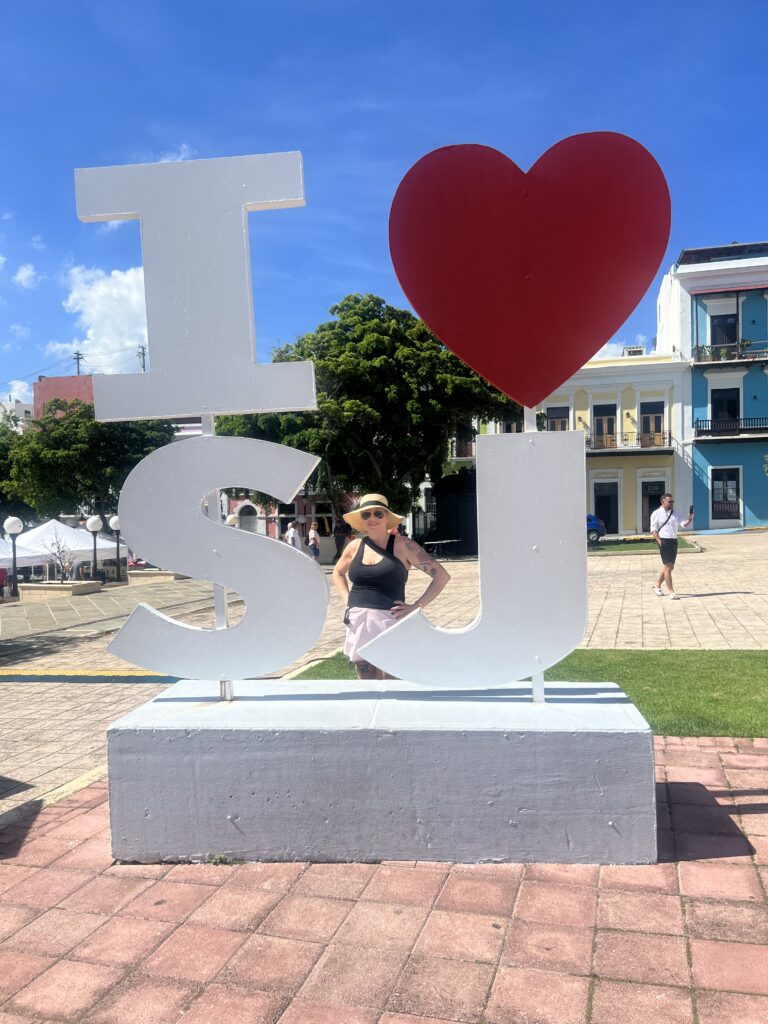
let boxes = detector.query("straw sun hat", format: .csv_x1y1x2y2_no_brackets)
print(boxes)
343,494,404,532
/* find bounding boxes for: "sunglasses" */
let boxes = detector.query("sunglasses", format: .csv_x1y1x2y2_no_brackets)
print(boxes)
360,510,385,520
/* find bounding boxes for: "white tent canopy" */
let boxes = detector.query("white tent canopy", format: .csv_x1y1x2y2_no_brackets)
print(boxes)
0,520,117,569
0,537,46,569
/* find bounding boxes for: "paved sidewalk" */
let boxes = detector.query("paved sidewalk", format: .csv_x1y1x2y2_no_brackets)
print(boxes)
0,535,766,1021
0,737,767,1023
585,532,768,650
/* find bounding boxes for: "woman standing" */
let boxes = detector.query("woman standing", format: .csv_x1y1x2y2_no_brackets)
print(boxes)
332,493,450,680
307,521,321,561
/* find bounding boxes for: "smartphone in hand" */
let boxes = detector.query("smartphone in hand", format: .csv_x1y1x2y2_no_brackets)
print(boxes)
689,505,694,516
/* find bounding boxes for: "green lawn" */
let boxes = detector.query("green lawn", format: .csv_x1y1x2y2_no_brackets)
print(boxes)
295,649,768,737
589,537,697,555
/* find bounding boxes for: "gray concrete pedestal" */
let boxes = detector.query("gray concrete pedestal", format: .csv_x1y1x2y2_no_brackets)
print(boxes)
107,679,657,864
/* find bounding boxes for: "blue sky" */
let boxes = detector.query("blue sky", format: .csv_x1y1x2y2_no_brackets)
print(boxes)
2,0,768,405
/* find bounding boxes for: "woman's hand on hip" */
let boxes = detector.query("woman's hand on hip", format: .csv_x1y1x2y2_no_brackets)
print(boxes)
390,601,420,620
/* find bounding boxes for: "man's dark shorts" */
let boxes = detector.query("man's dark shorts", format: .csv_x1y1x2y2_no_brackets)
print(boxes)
659,538,678,566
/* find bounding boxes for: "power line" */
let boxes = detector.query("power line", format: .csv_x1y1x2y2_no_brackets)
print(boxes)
0,357,74,390
79,354,140,372
0,343,142,391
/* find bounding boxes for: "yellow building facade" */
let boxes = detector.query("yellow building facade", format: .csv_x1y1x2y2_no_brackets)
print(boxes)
536,354,692,535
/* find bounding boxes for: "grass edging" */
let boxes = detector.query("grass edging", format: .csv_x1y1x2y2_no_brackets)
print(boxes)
294,649,768,738
589,537,699,556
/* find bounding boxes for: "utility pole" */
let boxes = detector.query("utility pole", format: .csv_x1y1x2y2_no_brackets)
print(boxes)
137,344,147,372
73,350,84,375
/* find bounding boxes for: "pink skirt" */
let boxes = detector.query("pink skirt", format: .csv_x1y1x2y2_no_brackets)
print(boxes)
343,607,398,663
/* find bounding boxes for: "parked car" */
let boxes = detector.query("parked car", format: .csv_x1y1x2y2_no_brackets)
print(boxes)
587,514,606,544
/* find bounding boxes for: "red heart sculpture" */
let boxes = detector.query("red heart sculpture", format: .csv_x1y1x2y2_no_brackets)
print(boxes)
389,133,671,407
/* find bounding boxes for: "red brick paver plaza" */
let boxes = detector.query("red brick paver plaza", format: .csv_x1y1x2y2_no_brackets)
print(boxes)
2,537,768,1020
0,736,766,1023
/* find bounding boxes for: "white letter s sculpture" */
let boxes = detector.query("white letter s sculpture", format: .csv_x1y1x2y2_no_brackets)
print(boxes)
108,436,328,680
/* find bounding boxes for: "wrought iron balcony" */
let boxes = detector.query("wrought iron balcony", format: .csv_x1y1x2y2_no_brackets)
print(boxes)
585,431,672,451
695,417,768,437
693,340,768,363
712,500,741,518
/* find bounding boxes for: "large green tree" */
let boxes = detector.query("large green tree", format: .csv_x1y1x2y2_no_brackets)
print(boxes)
0,412,36,523
217,294,518,513
3,400,176,518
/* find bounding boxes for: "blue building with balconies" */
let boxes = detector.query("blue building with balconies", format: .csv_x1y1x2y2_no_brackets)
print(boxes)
656,242,768,529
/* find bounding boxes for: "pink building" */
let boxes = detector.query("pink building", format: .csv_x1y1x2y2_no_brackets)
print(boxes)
33,375,94,418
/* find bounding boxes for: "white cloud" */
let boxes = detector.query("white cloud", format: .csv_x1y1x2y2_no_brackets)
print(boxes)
13,263,39,289
159,142,194,163
52,264,147,374
98,219,128,234
593,340,627,360
1,211,13,221
0,254,6,271
6,379,32,403
31,234,46,251
9,323,30,340
593,333,651,360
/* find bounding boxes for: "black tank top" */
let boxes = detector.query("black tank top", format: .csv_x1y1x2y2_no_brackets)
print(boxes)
347,534,407,610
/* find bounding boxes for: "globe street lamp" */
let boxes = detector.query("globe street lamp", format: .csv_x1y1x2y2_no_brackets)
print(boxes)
3,517,23,598
109,515,122,583
86,515,103,582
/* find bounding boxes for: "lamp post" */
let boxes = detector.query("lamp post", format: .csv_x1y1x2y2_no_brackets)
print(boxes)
109,515,121,583
3,517,23,599
86,515,103,581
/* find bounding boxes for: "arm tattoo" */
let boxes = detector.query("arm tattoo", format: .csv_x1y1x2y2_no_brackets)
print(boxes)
403,539,438,569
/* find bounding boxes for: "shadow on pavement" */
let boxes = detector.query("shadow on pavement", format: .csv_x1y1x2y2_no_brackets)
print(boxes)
0,630,118,669
0,797,44,858
0,775,33,798
666,781,757,861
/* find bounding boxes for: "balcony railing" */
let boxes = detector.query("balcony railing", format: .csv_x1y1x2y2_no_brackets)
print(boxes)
712,500,740,519
693,340,768,363
585,431,672,450
695,417,768,437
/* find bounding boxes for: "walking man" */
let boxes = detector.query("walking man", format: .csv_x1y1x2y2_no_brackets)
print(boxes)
284,521,303,551
651,493,693,600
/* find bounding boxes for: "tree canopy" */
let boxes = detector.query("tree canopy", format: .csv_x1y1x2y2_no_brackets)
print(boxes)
217,293,518,513
2,400,176,519
0,412,36,524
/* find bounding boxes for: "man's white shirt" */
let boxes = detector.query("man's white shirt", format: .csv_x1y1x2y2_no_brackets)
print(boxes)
650,507,686,539
285,527,302,550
